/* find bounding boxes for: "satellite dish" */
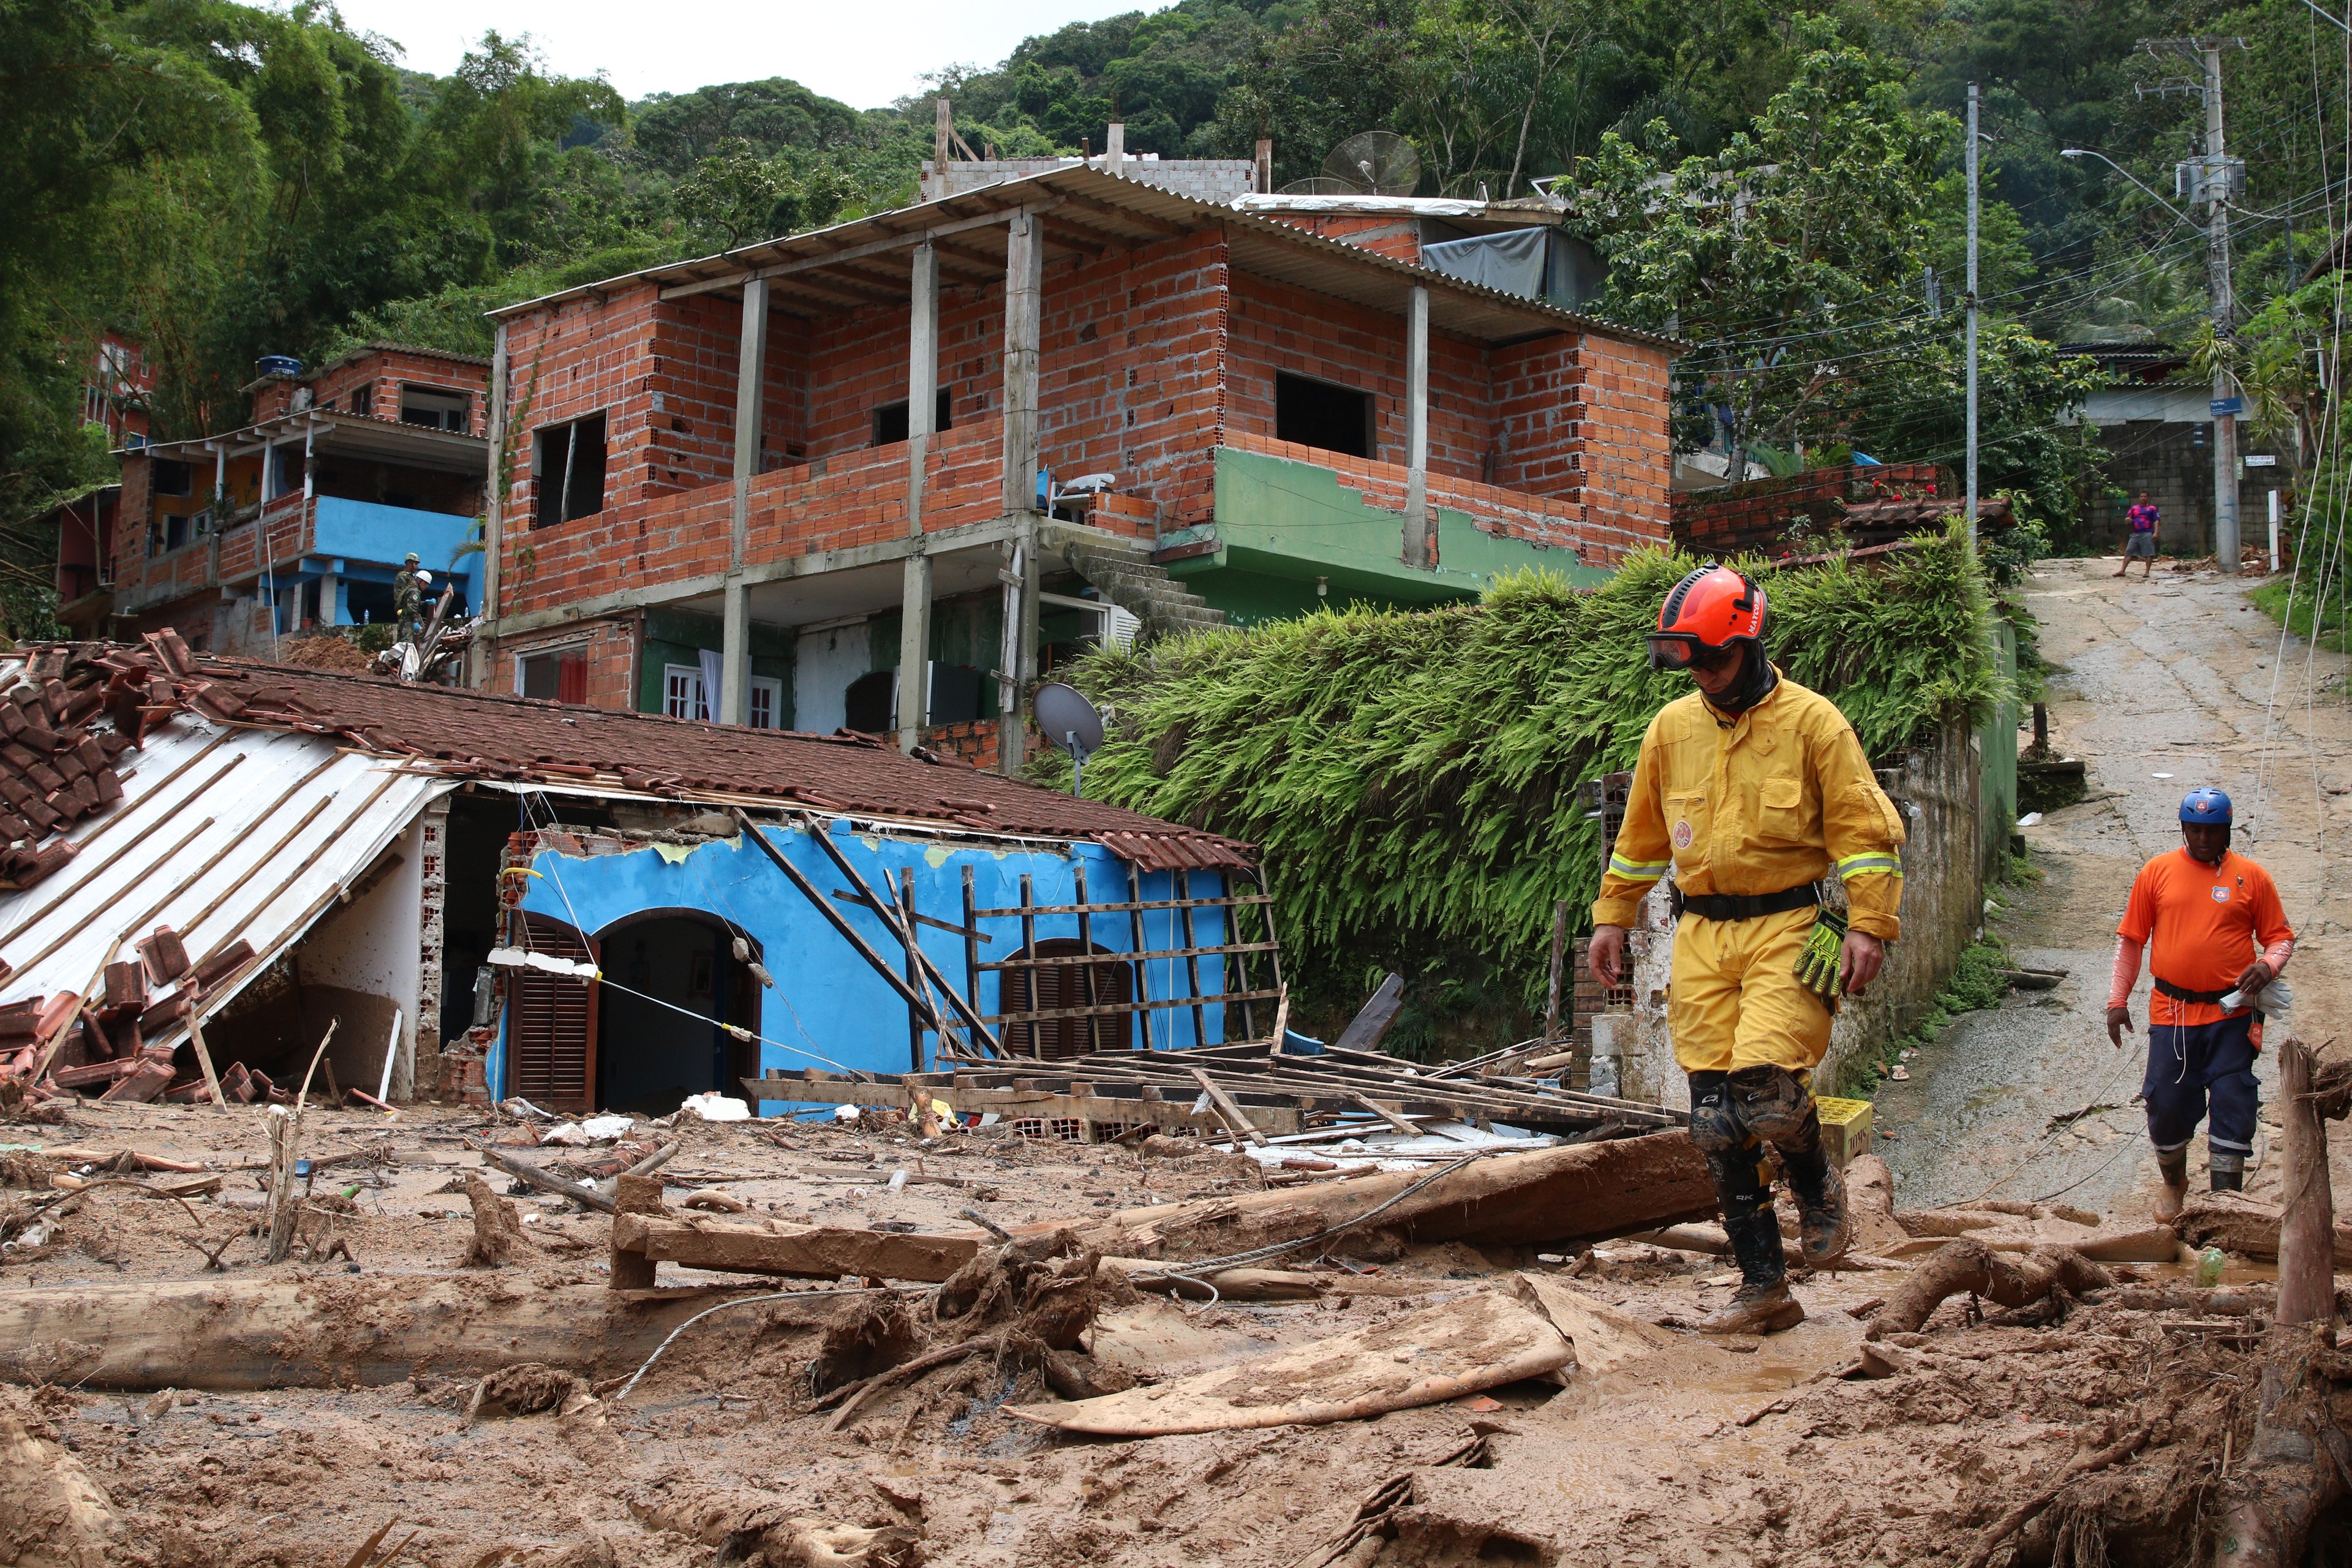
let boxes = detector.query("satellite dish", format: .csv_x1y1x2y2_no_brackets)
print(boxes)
1323,131,1422,197
1277,176,1361,196
1032,682,1104,796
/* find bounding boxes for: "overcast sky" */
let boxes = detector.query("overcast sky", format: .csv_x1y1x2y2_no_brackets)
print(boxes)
326,0,1163,108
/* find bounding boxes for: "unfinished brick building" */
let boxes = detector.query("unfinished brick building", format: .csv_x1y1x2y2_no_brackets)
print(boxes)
476,166,1674,769
62,346,490,651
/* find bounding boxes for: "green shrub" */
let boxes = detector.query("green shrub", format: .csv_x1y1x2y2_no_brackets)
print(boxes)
1046,524,2003,1046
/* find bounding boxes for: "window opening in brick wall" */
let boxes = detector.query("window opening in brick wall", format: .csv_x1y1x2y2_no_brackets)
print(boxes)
152,459,192,497
871,389,954,448
519,649,589,704
349,386,372,415
533,412,608,527
1275,372,1374,460
400,384,471,432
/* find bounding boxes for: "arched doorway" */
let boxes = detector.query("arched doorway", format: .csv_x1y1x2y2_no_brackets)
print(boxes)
1002,940,1136,1061
594,910,762,1114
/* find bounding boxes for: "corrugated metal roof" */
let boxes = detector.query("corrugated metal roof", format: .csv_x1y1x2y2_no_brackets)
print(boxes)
488,166,1681,353
0,710,453,1036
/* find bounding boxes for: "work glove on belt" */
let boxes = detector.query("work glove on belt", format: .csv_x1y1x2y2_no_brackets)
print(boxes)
1793,904,1849,1004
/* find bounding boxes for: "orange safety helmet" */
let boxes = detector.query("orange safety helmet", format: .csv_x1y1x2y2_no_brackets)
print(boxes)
1648,565,1766,672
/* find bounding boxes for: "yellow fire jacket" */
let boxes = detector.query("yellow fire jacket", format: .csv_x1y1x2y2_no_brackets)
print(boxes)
1591,669,1907,941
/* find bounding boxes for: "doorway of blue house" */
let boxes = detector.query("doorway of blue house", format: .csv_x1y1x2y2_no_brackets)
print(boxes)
594,910,761,1114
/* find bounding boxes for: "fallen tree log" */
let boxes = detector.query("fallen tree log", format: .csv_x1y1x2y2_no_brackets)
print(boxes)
2175,1189,2352,1267
1866,1239,2114,1338
1096,1257,1325,1300
1055,1129,1717,1261
0,1277,844,1392
610,1213,981,1283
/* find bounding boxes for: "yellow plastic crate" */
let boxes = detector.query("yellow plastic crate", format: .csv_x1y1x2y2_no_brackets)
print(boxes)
1814,1096,1874,1167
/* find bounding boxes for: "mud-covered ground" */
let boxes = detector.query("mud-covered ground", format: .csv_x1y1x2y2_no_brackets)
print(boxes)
0,1098,2276,1567
1879,552,2352,1220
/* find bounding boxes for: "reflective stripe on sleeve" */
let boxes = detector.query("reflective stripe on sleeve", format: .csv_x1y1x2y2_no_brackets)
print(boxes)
1607,853,1670,883
1836,853,1903,880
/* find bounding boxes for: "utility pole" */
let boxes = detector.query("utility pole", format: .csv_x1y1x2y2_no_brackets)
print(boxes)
1964,83,1980,552
2203,42,2240,574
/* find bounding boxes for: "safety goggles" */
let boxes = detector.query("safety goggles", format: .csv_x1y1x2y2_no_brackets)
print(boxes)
1646,635,1739,673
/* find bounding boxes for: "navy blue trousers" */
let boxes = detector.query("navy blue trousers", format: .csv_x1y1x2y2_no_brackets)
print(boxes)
2143,1014,2260,1172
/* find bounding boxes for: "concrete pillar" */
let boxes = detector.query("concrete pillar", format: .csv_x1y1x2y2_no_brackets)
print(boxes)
477,322,507,687
1403,284,1431,567
721,278,769,725
1255,138,1273,193
1106,123,1126,179
897,241,939,753
999,211,1044,776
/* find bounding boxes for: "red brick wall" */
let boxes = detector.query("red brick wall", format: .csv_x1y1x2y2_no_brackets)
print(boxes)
1567,336,1672,552
922,718,1000,771
308,349,491,432
1226,273,1493,484
253,381,296,421
1262,214,1423,263
493,617,641,710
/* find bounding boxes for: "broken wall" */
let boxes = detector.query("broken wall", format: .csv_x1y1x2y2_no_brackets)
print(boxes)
292,813,429,1099
1616,716,1984,1108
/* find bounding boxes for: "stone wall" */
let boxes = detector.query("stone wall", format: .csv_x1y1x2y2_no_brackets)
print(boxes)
1612,716,1984,1109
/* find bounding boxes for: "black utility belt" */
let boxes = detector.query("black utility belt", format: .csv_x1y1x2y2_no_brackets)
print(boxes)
2154,978,2234,1006
1673,884,1822,922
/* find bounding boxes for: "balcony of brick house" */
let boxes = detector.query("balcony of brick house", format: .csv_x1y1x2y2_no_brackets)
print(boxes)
478,165,1676,767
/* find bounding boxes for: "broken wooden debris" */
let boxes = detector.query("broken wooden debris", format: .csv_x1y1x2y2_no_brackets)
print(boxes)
608,1213,982,1284
1011,1283,1572,1434
1865,1238,2114,1338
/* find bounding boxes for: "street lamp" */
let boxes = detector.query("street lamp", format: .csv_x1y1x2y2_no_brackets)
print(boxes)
2057,148,2198,228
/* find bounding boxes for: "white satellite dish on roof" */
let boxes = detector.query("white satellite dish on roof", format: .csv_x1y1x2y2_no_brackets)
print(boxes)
1033,682,1104,797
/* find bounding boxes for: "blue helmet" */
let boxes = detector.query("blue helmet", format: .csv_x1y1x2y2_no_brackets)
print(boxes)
2180,787,2233,825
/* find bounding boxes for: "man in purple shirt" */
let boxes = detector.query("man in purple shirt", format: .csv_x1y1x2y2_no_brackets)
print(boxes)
2116,491,2159,579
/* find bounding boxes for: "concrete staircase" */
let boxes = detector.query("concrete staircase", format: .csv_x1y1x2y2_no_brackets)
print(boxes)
1046,524,1227,643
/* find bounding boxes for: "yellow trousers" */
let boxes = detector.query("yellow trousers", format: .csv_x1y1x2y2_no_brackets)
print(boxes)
1668,906,1833,1074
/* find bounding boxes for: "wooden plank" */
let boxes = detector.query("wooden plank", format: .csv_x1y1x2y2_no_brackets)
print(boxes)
984,987,1283,1027
744,1076,1302,1137
1176,869,1208,1049
1348,1091,1421,1138
976,939,1280,972
1189,1065,1267,1146
972,894,1272,918
611,1213,981,1283
1329,973,1406,1054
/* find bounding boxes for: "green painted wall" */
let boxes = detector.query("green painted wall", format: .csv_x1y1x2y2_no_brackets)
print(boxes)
639,608,794,723
1165,446,1615,628
866,590,1005,721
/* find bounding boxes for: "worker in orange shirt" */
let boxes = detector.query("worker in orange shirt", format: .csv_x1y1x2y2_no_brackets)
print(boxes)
2107,788,2294,1219
1589,566,1907,1335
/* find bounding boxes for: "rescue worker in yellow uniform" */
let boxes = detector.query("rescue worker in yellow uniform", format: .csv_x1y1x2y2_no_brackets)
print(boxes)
1588,566,1907,1335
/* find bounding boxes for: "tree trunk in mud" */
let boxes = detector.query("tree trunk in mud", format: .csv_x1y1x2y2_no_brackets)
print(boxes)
0,1278,844,1392
2212,1038,2348,1568
1866,1240,2113,1338
1058,1129,1717,1262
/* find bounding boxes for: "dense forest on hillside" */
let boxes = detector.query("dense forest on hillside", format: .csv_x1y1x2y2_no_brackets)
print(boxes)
6,0,2350,611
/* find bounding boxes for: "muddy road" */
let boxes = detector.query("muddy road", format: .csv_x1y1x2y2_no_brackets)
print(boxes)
1878,552,2352,1218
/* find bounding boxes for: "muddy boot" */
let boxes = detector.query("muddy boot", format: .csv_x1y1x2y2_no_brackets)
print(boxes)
2209,1148,2244,1194
1779,1143,1853,1265
1700,1208,1806,1336
2154,1148,2190,1221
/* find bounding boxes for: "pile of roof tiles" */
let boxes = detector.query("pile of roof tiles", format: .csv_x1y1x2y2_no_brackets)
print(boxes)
0,923,264,1103
11,638,1258,873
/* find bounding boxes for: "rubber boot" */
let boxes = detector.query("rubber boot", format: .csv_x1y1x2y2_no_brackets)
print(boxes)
2210,1150,2245,1194
1764,1099,1853,1266
1697,1148,1805,1336
2154,1148,2190,1221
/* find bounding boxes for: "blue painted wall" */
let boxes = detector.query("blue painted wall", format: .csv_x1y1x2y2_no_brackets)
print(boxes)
312,496,481,578
494,818,1237,1114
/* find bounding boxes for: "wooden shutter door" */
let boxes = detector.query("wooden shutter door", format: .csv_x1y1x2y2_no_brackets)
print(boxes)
507,911,598,1110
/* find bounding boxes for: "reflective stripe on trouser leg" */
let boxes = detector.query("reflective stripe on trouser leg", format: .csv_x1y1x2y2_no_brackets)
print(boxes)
1667,905,1833,1075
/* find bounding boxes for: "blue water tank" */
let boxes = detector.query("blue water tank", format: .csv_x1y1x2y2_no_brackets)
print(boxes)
255,355,303,379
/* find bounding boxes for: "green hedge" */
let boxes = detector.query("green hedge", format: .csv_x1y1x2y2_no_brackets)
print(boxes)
1040,526,2000,1050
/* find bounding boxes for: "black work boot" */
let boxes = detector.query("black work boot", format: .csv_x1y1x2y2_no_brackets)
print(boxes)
1698,1147,1806,1336
2209,1151,2245,1194
1730,1066,1851,1266
1701,1208,1805,1335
